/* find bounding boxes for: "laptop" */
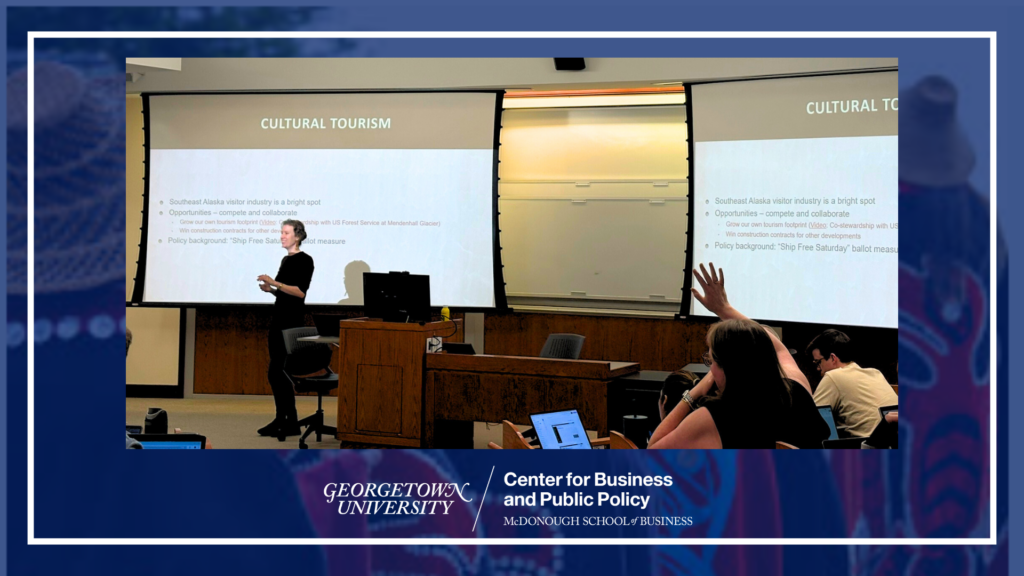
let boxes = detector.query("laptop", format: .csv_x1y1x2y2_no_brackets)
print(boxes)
129,433,207,450
529,409,592,450
865,405,899,449
822,437,867,449
879,405,898,422
817,405,839,441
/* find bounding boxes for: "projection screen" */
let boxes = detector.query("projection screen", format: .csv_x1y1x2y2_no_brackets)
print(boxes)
134,91,503,309
689,72,898,328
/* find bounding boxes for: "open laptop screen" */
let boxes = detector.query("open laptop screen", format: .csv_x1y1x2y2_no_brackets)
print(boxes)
817,405,839,441
529,410,592,450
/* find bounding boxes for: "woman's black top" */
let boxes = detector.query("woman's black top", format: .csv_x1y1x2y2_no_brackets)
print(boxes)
271,252,314,330
704,379,830,449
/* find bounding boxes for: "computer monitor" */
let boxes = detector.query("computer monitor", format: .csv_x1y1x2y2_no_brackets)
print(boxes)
129,433,206,450
817,405,839,441
529,409,592,450
363,272,431,324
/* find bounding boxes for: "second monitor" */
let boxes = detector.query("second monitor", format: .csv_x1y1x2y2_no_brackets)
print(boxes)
363,272,432,324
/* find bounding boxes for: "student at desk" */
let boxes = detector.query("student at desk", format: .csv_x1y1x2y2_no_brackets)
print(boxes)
649,264,829,449
806,329,898,438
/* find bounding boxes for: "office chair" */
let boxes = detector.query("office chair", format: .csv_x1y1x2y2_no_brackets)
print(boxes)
281,327,339,449
539,333,586,360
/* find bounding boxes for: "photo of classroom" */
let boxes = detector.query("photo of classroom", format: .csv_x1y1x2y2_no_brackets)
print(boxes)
124,57,901,450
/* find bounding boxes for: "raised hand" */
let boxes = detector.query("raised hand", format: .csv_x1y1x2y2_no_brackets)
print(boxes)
691,263,731,317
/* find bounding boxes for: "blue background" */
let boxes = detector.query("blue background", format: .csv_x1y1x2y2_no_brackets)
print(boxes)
3,1,1019,575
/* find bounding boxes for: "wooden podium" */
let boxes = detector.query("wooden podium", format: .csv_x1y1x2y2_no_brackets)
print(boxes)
334,319,458,447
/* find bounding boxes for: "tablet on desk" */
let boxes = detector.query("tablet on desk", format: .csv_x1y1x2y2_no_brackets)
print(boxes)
129,433,207,450
529,409,592,450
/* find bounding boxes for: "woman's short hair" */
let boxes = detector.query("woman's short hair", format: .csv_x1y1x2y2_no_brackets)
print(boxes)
282,219,307,246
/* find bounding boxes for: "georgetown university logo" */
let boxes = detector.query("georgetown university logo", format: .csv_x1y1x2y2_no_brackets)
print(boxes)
324,481,474,516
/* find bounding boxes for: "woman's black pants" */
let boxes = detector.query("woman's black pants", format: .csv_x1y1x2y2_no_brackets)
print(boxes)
267,329,298,421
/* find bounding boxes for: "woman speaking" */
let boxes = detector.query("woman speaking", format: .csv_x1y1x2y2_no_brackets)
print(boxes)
257,219,314,437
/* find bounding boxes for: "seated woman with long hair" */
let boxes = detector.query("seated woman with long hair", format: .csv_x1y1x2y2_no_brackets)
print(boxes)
649,264,829,449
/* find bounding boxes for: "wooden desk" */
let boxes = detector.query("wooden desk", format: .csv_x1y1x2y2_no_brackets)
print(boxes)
424,354,640,448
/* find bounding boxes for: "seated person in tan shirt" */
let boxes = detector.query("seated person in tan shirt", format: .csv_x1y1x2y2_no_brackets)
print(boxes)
807,329,898,438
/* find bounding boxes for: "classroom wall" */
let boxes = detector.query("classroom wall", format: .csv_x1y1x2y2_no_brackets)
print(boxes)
485,312,710,371
125,95,180,386
191,309,465,395
499,103,688,309
126,58,897,93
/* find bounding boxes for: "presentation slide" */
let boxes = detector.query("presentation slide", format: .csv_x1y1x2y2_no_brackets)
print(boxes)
690,72,898,328
141,92,498,307
531,411,592,450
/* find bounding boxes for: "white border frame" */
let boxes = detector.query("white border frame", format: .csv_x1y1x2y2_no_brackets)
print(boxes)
26,31,997,546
